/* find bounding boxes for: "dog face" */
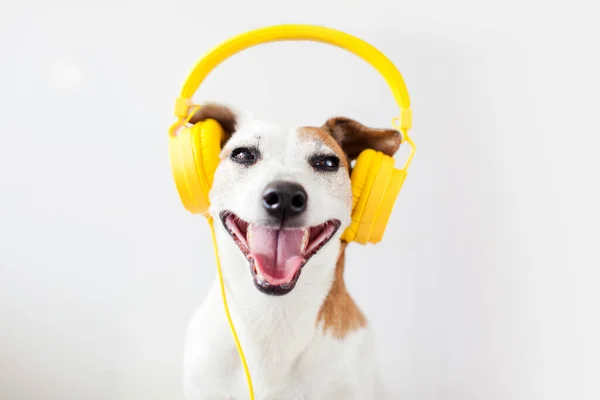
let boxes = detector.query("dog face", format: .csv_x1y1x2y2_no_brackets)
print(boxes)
190,103,401,296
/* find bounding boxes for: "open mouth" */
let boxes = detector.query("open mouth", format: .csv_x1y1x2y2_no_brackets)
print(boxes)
219,211,341,296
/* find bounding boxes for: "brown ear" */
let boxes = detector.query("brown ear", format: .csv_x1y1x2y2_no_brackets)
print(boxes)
322,117,402,160
187,103,237,146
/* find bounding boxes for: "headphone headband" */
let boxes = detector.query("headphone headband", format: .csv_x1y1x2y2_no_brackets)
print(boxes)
172,24,412,130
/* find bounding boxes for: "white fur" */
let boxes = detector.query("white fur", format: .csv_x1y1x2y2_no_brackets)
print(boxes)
183,111,382,399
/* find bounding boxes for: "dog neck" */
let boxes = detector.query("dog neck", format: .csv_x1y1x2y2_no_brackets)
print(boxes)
316,241,367,339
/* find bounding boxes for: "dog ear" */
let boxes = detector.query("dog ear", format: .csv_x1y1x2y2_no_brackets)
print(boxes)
322,117,402,160
188,102,238,146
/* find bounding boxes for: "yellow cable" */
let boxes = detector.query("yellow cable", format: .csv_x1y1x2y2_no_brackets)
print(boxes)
207,216,255,400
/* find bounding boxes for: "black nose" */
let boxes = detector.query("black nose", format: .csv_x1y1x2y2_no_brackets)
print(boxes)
262,181,307,218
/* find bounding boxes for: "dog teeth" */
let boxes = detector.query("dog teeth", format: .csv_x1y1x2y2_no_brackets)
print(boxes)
301,229,310,252
255,270,265,283
247,224,253,247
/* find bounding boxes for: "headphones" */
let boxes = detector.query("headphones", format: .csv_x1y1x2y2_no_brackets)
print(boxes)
168,24,415,399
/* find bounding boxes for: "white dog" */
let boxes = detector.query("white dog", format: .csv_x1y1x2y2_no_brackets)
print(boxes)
182,103,402,400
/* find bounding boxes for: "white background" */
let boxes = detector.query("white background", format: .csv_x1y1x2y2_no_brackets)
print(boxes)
1,1,599,399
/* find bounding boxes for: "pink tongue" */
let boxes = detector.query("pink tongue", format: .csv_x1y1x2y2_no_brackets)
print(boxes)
250,227,305,285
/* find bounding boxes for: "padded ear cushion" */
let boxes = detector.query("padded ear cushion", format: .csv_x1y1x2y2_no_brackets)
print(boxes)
169,119,224,214
368,165,406,243
342,149,381,243
341,149,406,244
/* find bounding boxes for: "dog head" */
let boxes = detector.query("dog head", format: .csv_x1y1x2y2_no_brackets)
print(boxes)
190,103,401,296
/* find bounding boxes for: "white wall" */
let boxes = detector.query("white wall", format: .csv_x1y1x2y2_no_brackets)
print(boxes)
1,1,598,399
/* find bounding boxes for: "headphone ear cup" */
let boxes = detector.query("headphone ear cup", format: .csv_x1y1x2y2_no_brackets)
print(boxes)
169,119,224,215
342,149,406,244
368,163,406,243
342,149,380,243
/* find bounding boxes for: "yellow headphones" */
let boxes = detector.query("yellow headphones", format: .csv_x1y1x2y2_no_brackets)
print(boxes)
168,24,415,399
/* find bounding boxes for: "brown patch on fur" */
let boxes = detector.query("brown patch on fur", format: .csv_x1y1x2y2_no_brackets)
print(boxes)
188,102,237,147
298,127,350,171
308,117,402,338
323,117,402,160
317,242,367,339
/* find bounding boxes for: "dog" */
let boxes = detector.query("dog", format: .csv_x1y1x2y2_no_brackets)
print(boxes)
182,103,402,399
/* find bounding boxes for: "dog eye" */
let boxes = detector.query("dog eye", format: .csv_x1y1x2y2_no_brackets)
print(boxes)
231,147,259,165
310,155,340,172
